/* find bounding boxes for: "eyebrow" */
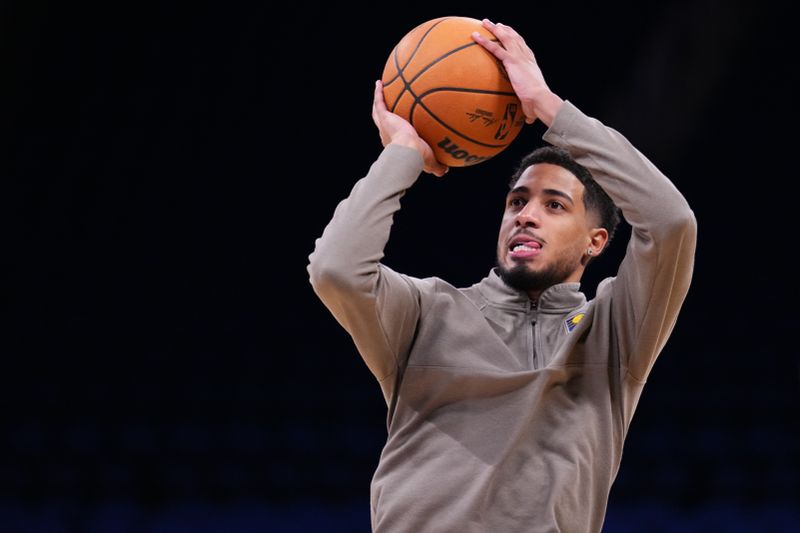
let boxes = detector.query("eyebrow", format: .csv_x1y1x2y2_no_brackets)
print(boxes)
509,186,575,206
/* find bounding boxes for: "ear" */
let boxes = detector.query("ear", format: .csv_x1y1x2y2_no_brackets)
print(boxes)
586,227,609,257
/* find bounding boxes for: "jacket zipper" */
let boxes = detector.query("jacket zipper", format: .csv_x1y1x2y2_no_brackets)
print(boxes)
529,299,538,369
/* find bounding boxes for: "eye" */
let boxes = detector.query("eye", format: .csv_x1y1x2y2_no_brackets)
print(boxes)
508,197,526,209
546,200,565,210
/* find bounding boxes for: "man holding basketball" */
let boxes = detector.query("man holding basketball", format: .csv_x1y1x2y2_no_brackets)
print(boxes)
308,18,696,533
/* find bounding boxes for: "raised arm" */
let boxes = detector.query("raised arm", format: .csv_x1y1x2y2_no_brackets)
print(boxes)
307,83,445,403
545,103,697,383
474,19,697,383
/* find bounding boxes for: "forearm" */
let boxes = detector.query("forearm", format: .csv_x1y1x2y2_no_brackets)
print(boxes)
543,101,695,238
307,144,424,390
307,143,423,300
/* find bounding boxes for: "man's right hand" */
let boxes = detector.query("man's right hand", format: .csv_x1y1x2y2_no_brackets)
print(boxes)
372,80,449,177
471,19,564,128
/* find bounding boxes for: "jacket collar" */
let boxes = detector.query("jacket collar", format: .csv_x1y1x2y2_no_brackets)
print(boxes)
474,268,586,313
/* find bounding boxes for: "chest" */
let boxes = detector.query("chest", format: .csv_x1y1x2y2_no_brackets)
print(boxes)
408,292,592,372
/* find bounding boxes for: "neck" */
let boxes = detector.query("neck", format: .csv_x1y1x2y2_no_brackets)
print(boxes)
496,264,583,303
526,289,543,302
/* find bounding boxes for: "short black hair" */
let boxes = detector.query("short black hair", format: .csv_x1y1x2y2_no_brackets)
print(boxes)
509,145,621,245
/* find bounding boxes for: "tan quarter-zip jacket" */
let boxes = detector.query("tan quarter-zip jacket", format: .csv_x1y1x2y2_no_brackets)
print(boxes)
308,101,697,532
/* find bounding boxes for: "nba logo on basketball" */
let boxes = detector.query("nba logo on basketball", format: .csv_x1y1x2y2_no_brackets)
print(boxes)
495,103,518,141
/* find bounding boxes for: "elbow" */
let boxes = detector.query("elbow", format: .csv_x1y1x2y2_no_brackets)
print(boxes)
654,190,696,237
675,205,698,240
307,250,341,295
307,247,370,299
637,201,697,253
661,204,698,251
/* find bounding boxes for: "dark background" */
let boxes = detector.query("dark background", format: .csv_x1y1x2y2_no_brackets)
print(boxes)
1,1,798,531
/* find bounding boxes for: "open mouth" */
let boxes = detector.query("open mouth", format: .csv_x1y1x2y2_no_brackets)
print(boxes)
508,234,543,259
510,242,541,252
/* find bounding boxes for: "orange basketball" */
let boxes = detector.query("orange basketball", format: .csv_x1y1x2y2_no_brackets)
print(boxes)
382,16,525,167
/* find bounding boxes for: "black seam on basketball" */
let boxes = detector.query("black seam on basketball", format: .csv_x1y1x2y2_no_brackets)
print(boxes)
387,18,451,110
394,63,414,114
385,18,450,86
407,39,501,87
389,48,403,112
417,87,518,98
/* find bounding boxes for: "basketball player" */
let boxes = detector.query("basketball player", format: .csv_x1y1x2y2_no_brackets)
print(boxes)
308,19,696,532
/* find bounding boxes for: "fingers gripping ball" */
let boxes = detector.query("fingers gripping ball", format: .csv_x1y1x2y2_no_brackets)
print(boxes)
382,16,526,167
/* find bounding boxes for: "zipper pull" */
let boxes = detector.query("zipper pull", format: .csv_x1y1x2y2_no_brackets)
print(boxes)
530,300,538,311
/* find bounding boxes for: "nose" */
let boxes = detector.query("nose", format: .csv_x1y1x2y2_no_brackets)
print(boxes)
515,203,540,228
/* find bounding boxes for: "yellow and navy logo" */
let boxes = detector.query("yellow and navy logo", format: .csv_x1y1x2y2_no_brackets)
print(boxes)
565,312,585,333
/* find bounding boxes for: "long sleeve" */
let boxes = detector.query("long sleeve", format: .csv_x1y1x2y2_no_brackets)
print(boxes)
543,102,697,384
307,144,426,403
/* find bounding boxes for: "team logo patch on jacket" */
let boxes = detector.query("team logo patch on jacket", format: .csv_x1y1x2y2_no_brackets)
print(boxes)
565,312,585,333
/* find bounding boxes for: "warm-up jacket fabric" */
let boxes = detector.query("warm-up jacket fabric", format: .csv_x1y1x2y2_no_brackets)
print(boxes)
307,101,697,533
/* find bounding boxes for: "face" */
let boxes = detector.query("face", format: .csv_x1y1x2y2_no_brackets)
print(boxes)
496,163,600,294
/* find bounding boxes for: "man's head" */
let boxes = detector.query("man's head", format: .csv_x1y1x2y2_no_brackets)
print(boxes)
496,146,621,297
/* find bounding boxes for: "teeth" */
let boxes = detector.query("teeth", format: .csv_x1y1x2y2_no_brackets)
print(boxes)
513,244,536,252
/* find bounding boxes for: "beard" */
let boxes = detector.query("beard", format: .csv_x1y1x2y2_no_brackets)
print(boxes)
496,258,578,294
